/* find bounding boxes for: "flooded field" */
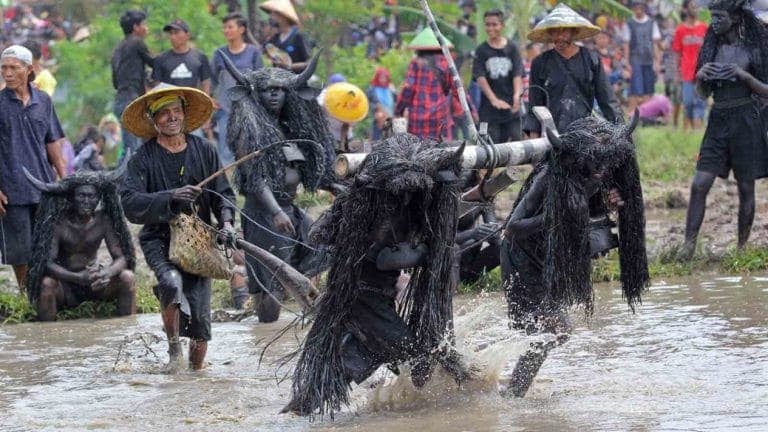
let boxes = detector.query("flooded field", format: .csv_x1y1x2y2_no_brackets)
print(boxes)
1,274,767,431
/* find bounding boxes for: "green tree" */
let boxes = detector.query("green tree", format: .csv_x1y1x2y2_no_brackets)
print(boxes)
53,0,223,136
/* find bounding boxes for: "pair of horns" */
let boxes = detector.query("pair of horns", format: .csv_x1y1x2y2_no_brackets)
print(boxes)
220,48,321,90
23,150,131,194
546,109,639,150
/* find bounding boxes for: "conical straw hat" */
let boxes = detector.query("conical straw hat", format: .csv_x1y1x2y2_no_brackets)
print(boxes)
527,3,601,43
260,0,300,25
408,27,453,50
121,84,214,140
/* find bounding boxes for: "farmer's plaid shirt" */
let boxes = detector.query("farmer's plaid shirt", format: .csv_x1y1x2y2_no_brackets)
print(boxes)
395,54,456,140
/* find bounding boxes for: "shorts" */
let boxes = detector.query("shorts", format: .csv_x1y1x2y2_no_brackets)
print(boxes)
629,63,656,96
142,235,212,341
0,204,37,265
697,101,768,181
681,81,706,121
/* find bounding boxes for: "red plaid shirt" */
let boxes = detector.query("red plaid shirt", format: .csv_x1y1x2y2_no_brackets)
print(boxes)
395,54,456,140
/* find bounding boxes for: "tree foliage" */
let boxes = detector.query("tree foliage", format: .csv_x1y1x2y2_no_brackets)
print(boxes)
53,0,224,136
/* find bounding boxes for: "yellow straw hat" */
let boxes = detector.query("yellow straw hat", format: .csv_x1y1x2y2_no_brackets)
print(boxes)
121,84,213,140
259,0,300,25
527,3,601,43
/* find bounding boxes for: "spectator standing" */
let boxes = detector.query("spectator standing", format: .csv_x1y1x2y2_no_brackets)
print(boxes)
620,0,662,114
395,27,458,141
523,4,623,137
211,12,263,165
660,17,681,127
472,8,524,144
111,10,153,158
260,0,310,72
672,0,708,131
367,66,396,140
23,40,56,97
152,19,212,95
0,45,65,292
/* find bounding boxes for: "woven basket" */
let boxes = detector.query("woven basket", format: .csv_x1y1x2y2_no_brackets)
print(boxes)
169,213,233,280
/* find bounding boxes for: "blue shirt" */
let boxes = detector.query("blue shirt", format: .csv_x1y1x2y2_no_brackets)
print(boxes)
211,44,263,112
0,85,65,205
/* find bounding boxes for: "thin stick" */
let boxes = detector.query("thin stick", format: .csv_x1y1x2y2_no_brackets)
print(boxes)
418,0,478,141
196,149,263,188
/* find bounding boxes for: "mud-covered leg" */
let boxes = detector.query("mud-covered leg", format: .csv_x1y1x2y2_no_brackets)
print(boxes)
681,170,716,260
737,179,755,250
504,310,572,398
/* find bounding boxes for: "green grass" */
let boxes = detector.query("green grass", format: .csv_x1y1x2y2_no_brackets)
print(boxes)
634,126,704,183
0,292,36,324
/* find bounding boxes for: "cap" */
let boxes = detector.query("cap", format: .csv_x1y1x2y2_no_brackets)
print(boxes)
163,19,189,33
1,45,33,65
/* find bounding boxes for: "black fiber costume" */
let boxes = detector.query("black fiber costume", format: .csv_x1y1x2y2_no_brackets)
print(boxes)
503,117,648,322
284,134,466,418
26,168,135,304
501,116,648,397
120,135,236,340
221,53,334,322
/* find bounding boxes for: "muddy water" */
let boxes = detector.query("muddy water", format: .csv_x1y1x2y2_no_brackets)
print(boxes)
1,276,767,432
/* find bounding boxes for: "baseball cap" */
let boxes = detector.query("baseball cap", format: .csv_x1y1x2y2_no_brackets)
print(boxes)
163,19,189,33
1,45,33,65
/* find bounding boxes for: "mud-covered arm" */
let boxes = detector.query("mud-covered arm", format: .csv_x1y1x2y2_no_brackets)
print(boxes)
504,170,546,239
45,228,88,285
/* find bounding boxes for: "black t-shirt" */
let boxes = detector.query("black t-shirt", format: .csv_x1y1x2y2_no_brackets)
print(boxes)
268,28,310,64
523,48,622,134
111,35,154,95
151,48,212,88
159,148,187,189
472,39,524,122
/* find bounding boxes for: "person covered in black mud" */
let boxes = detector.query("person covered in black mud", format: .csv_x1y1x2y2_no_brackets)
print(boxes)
282,134,473,418
220,52,337,323
24,165,136,321
501,116,649,397
679,0,768,260
119,85,237,372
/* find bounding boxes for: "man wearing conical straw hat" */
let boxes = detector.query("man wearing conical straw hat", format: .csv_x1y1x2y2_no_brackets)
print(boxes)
119,84,237,372
522,3,624,138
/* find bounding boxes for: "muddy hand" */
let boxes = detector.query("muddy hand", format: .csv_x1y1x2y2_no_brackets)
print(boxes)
171,185,202,205
272,210,296,237
607,188,624,211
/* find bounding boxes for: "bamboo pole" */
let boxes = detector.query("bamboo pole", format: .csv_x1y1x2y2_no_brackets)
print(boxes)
418,0,478,141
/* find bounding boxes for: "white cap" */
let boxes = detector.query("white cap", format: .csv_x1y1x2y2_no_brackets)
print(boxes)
1,45,33,65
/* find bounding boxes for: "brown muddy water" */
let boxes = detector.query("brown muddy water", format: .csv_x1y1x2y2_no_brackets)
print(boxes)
1,276,767,431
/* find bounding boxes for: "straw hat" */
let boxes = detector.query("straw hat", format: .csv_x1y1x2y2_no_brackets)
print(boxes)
121,84,213,139
408,27,453,51
527,3,601,43
260,0,300,25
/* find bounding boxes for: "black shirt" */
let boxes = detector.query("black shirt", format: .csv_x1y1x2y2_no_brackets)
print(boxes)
151,48,212,89
111,35,154,96
472,39,524,122
524,47,623,134
268,28,310,65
